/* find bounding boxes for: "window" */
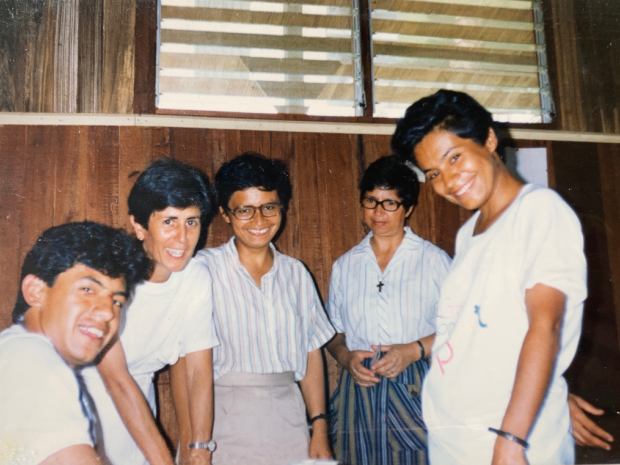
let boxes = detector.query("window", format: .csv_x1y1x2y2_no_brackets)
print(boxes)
157,0,552,122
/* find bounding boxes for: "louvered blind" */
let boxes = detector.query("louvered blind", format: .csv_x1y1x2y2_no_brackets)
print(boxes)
157,0,360,116
370,0,552,122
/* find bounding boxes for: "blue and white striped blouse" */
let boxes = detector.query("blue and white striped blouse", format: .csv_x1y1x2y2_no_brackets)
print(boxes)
327,227,452,351
196,237,335,381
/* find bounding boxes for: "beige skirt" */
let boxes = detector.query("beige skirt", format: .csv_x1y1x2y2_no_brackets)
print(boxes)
212,372,310,465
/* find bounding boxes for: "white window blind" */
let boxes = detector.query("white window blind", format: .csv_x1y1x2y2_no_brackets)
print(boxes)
370,0,553,122
157,0,360,116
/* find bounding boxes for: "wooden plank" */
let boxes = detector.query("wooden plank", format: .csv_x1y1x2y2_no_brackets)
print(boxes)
86,127,120,226
18,126,57,273
0,1,20,112
0,126,26,330
54,0,79,113
102,0,136,113
119,127,153,232
77,0,104,113
133,0,157,114
54,126,89,224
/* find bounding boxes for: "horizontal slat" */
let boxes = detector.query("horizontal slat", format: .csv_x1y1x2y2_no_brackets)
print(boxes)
374,66,539,86
373,0,534,22
375,78,540,93
163,1,352,16
161,43,354,62
398,0,535,10
163,0,353,7
374,55,539,74
371,9,533,30
372,31,539,51
160,52,354,75
161,30,354,53
161,18,351,38
161,68,355,83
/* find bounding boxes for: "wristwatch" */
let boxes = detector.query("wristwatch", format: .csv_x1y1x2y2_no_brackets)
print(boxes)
188,439,217,452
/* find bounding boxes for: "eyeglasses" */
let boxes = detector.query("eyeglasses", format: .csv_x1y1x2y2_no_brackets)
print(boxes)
361,197,403,212
228,203,283,220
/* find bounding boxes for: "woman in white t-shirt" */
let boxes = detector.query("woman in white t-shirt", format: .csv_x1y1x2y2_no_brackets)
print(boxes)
391,90,587,465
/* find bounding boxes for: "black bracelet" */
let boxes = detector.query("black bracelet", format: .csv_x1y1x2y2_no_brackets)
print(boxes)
488,428,529,449
416,340,426,359
309,413,327,425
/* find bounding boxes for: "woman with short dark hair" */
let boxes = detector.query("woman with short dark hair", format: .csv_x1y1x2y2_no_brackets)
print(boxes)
174,152,335,465
393,89,587,465
327,155,452,465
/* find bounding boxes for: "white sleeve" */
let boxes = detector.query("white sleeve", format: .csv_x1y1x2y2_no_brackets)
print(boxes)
325,258,346,334
0,339,93,465
423,246,452,331
519,189,587,308
180,261,220,356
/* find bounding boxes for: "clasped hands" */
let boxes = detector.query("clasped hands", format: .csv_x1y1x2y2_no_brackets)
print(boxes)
344,343,419,387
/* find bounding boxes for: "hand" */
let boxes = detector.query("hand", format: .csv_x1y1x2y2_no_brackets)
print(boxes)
309,430,333,460
187,448,212,465
569,393,613,450
343,350,379,387
370,344,416,378
491,436,528,465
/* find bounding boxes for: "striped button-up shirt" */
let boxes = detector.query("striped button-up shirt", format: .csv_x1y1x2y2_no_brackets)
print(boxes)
196,237,335,381
327,227,452,351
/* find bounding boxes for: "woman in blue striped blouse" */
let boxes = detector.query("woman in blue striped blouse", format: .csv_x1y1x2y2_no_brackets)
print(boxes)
173,152,336,465
326,155,452,465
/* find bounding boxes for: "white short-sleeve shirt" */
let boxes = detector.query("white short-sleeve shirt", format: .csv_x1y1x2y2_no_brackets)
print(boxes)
423,184,587,465
82,257,219,465
0,325,93,465
327,227,452,350
196,237,335,381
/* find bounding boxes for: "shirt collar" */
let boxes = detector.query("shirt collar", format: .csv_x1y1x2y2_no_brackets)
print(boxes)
223,235,280,274
352,226,422,255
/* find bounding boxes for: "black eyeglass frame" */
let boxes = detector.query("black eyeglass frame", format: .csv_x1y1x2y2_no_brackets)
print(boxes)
228,202,284,220
361,197,404,212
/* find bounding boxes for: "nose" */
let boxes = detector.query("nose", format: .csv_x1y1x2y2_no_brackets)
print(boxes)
93,295,116,322
443,167,459,192
174,223,188,243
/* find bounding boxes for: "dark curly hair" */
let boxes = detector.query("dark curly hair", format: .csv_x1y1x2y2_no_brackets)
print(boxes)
360,155,419,209
13,221,150,323
128,158,213,230
215,152,292,211
391,89,505,167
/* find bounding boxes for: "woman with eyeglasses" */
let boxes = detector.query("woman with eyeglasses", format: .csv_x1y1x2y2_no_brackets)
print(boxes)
391,90,587,465
172,152,335,465
326,155,452,465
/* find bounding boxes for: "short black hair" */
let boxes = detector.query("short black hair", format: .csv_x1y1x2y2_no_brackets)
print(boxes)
360,155,419,209
391,89,505,167
215,152,292,211
13,221,150,324
128,158,213,230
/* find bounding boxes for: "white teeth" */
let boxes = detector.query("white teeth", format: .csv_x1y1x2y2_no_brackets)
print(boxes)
166,248,184,258
80,326,103,338
456,178,474,196
248,228,269,234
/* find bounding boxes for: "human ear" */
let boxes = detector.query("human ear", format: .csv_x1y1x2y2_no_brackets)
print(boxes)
21,274,48,308
484,128,499,154
129,215,147,241
405,205,414,218
219,206,231,225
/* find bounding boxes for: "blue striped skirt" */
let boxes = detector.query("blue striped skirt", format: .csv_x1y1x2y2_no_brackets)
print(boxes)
329,356,431,465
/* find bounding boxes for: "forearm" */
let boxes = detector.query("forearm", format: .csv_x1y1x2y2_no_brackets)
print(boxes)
186,349,214,443
326,333,350,368
500,324,561,440
418,333,435,358
299,349,328,435
170,357,192,449
104,374,174,465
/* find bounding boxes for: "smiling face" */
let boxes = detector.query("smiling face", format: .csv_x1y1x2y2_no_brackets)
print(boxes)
362,188,413,238
24,263,127,368
131,206,202,283
414,128,503,211
222,187,282,252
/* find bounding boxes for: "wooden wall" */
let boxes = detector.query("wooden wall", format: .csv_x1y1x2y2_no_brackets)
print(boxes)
1,125,620,461
1,0,619,134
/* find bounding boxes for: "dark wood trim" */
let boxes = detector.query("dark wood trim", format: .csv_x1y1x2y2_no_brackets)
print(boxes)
133,0,157,114
358,0,374,118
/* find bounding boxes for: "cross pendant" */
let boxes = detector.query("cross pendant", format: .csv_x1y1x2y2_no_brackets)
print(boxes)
377,281,384,292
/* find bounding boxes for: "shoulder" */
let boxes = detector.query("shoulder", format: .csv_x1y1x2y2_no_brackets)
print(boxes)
180,256,214,282
276,251,307,274
516,185,580,226
404,228,452,265
195,244,228,265
332,237,368,271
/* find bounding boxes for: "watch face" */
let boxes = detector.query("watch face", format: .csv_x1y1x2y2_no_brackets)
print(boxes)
207,440,217,452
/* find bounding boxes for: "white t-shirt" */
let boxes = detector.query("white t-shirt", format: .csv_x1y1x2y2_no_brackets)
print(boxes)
423,184,587,465
82,258,219,465
0,325,93,465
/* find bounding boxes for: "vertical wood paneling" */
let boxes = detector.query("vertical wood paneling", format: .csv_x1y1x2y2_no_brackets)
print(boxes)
54,126,89,224
0,126,26,330
86,127,120,226
133,0,157,114
53,0,78,113
77,0,103,113
102,0,136,114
